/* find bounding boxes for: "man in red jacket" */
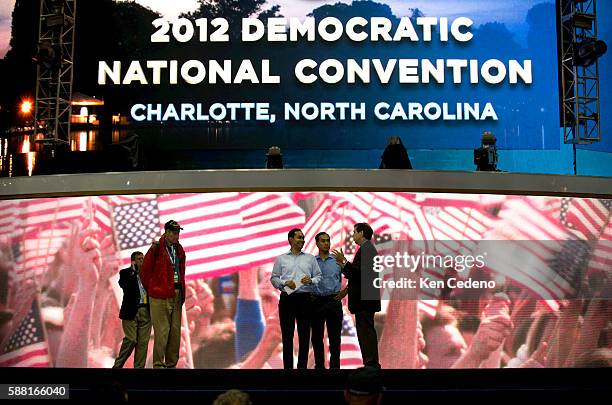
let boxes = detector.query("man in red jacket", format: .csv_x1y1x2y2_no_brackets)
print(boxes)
140,220,186,368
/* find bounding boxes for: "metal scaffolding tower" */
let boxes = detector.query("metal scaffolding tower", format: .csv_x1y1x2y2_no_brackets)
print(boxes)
32,0,76,148
559,0,602,144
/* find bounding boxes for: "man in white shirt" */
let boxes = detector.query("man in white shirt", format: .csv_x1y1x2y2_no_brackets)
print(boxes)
270,228,322,369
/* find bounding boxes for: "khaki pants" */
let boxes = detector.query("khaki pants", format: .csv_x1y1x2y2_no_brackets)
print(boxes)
113,306,152,368
150,289,182,368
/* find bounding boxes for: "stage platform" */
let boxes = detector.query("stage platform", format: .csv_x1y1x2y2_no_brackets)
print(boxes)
1,171,610,402
4,368,610,402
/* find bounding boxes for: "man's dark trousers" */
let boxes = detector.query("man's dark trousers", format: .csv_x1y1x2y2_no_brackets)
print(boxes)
355,310,379,367
311,295,342,369
279,291,311,369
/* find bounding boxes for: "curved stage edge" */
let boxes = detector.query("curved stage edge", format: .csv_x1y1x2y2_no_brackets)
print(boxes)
1,169,612,199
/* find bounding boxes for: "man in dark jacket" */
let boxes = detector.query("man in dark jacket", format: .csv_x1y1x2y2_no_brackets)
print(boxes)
140,220,186,368
113,251,151,368
332,223,381,368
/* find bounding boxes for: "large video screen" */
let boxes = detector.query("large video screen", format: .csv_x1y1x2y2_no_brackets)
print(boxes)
0,192,609,368
1,0,570,159
89,0,562,150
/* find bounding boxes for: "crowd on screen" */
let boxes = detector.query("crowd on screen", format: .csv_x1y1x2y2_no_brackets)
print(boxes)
0,193,610,369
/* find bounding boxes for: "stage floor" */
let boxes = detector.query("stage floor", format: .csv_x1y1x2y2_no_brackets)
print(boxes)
3,368,610,402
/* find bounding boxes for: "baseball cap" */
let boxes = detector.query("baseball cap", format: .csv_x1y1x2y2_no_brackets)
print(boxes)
164,220,183,231
346,366,384,395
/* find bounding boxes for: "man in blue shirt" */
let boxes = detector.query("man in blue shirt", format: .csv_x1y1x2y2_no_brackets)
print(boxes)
270,228,322,369
311,232,345,369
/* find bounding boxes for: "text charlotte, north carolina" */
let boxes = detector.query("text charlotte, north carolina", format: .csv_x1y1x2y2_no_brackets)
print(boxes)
97,17,533,123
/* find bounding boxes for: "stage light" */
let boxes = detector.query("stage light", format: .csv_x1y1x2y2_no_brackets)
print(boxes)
45,14,64,28
44,0,68,28
571,14,593,30
33,41,61,70
265,146,283,168
48,0,65,15
473,131,498,171
379,136,412,169
574,39,608,67
20,100,33,114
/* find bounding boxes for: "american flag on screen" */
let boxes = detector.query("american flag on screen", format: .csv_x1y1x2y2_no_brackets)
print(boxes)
302,192,422,256
0,297,50,367
521,197,609,302
0,201,20,293
18,198,86,233
17,227,71,282
113,198,161,270
302,197,332,254
15,198,84,281
114,193,304,279
327,192,463,244
114,199,160,250
482,198,573,310
417,195,497,258
339,313,362,369
90,196,114,233
114,193,246,276
13,197,112,282
302,197,350,255
0,200,21,240
238,193,305,268
548,238,593,297
18,196,112,235
328,192,419,237
586,220,612,275
387,193,435,241
560,198,612,240
530,196,564,216
417,202,496,314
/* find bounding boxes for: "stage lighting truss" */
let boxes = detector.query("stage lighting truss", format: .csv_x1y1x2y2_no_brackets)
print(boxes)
559,0,604,144
32,0,76,148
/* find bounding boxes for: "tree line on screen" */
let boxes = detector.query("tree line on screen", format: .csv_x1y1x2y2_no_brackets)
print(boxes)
0,0,280,128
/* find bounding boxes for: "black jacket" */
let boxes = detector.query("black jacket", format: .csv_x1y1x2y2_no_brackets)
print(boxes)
118,266,146,321
342,240,381,314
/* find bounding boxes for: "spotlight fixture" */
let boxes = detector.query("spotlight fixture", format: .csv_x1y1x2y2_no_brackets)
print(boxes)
473,131,498,171
574,38,608,67
265,146,284,168
33,41,61,70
